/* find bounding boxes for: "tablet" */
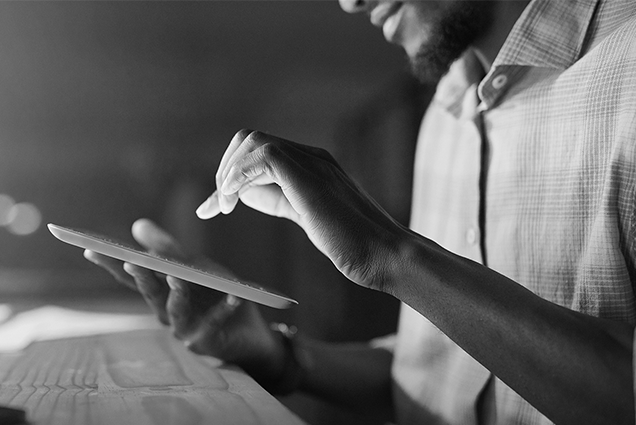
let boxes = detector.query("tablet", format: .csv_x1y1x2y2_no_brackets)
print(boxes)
48,223,297,309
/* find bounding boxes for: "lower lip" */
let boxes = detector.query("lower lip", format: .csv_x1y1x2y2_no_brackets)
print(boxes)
382,6,404,43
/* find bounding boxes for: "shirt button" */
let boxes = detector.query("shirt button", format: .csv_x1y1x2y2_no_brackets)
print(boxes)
466,228,478,245
492,74,508,90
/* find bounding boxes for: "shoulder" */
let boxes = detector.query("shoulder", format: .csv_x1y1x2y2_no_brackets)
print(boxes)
590,10,636,60
577,14,636,94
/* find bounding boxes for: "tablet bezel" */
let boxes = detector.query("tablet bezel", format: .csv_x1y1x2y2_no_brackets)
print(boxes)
48,223,297,309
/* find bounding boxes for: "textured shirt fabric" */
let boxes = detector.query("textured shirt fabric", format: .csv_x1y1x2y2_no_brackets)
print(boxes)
391,0,636,424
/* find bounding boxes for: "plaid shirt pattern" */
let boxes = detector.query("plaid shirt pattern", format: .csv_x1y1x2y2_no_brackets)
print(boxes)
391,1,636,424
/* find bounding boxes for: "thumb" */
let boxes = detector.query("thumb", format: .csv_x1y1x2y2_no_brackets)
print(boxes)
131,218,187,259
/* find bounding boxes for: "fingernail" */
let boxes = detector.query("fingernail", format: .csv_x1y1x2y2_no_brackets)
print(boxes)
166,276,186,295
83,250,97,263
122,262,136,276
219,195,230,215
225,294,241,307
196,193,220,219
195,197,211,215
218,191,236,215
166,276,178,290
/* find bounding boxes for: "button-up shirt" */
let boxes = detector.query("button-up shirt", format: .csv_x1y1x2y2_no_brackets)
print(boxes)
391,0,636,424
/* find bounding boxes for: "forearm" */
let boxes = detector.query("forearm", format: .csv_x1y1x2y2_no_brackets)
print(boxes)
294,336,395,423
385,231,634,425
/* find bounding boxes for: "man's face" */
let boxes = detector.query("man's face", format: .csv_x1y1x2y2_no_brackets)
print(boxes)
340,1,495,82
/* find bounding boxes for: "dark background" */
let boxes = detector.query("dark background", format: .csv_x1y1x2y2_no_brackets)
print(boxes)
0,2,430,424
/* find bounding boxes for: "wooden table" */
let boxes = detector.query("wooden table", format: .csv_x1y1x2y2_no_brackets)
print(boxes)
0,327,307,425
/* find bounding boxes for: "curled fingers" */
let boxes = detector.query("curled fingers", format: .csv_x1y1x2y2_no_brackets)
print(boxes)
123,263,170,325
220,141,285,197
84,250,137,291
165,276,196,338
216,129,254,190
216,129,258,214
183,294,243,355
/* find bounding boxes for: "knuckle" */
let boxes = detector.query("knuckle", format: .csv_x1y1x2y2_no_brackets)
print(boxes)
235,128,253,141
244,130,264,147
247,129,263,139
260,141,280,158
185,343,199,354
259,143,282,176
322,148,336,162
186,341,204,355
311,145,336,163
166,305,188,325
157,314,170,326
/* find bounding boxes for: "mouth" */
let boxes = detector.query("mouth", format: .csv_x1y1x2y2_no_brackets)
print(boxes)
369,2,404,43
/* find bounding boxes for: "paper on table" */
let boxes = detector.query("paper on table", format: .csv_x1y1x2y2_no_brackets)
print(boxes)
0,305,159,353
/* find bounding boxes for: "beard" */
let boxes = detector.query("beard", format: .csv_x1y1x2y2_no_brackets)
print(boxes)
409,2,495,84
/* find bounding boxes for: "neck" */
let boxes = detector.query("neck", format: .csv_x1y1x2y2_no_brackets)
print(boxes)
473,1,531,72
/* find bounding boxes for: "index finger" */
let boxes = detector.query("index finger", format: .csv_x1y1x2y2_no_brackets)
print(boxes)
215,129,253,194
84,250,137,291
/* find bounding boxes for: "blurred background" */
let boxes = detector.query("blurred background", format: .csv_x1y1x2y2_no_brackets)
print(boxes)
0,1,432,424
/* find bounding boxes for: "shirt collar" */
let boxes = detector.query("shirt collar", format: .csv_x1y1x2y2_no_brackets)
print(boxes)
491,0,600,70
434,0,601,116
433,49,486,119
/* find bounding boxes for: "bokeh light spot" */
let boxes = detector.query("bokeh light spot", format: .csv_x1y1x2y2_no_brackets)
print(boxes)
7,202,42,235
0,194,16,226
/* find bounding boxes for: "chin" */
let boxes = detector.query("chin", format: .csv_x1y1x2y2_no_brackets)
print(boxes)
408,53,451,85
406,1,495,84
404,36,455,84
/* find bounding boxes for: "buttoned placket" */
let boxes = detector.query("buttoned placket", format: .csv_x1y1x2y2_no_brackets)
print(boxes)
471,87,495,425
473,108,490,267
473,66,512,267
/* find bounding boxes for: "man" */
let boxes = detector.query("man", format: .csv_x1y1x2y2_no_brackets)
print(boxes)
85,1,636,424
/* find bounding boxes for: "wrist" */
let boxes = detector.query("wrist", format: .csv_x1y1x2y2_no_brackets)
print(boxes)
259,323,306,396
377,226,424,296
387,227,481,317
